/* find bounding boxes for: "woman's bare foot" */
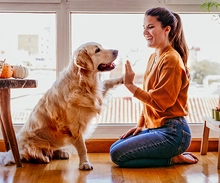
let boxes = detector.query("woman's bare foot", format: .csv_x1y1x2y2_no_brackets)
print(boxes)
171,152,198,165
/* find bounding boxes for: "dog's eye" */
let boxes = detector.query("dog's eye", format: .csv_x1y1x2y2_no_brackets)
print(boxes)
95,48,101,53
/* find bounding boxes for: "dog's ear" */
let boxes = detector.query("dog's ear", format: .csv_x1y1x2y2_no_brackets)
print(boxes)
74,48,93,70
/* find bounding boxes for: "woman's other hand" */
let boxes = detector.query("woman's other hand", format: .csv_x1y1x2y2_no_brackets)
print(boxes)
119,126,143,139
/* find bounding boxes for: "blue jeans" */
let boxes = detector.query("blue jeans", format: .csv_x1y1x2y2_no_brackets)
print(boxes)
110,117,191,167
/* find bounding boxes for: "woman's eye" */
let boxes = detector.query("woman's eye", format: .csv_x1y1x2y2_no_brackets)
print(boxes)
95,48,100,53
143,25,154,31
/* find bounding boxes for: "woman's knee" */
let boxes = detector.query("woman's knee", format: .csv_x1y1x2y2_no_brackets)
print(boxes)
110,144,124,166
110,145,118,162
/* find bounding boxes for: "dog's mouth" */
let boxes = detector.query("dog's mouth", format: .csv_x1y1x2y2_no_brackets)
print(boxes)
98,62,116,71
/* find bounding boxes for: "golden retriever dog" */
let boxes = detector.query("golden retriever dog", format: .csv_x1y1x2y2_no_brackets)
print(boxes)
0,42,123,170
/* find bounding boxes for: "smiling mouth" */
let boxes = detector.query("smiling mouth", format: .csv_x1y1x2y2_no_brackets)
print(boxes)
98,62,116,71
146,37,153,40
145,35,153,40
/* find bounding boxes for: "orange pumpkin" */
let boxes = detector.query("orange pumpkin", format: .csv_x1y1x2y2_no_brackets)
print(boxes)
0,63,13,78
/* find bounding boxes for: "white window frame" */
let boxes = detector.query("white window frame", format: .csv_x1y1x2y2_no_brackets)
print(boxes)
0,0,219,139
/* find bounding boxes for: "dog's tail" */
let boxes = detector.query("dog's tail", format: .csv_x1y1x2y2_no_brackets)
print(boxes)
0,150,15,166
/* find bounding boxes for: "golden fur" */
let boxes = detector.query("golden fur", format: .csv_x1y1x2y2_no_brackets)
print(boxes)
13,42,123,170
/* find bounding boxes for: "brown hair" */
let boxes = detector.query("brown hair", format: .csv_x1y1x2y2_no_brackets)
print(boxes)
145,7,190,78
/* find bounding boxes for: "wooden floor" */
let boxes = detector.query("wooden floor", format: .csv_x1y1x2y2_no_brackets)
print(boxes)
0,152,220,183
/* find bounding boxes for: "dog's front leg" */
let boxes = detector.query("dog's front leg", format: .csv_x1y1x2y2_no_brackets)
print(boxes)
102,76,123,97
73,134,93,170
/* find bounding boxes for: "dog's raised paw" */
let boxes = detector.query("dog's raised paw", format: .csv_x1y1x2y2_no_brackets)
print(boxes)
79,162,93,170
117,76,124,84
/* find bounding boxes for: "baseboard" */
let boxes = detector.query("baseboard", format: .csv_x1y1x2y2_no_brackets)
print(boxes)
86,138,219,153
0,138,218,153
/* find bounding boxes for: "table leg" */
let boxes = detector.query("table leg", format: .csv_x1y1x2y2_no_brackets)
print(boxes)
0,116,10,151
0,88,22,167
218,130,220,169
200,120,210,155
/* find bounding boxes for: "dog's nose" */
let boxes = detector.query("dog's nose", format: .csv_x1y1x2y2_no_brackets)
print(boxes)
113,50,118,57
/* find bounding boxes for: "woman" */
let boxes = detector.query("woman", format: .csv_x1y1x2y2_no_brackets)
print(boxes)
110,7,198,167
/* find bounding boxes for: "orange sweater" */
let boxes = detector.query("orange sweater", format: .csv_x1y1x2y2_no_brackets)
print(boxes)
134,46,189,128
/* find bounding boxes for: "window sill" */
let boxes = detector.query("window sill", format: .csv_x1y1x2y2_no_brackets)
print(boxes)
2,123,218,139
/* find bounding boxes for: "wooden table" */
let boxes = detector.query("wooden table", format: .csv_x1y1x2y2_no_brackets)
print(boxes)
200,116,220,169
0,78,37,167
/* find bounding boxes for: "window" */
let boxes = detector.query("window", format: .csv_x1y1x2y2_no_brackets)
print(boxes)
71,13,220,125
0,0,219,139
71,14,151,124
0,13,56,124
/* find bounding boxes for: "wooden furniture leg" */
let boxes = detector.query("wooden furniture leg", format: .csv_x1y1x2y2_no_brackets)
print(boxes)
200,120,210,155
0,116,10,151
218,130,220,169
0,88,22,167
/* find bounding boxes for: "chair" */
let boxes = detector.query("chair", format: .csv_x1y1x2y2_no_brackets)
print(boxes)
200,116,220,169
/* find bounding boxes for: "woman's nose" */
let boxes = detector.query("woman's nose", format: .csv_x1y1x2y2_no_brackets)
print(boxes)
143,27,148,35
143,29,148,37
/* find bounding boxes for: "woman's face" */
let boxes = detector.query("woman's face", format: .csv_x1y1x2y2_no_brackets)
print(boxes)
143,15,170,49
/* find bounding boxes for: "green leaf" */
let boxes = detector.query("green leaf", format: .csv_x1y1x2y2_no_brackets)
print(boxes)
200,1,220,12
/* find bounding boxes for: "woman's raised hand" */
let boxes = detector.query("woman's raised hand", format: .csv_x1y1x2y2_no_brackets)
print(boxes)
124,60,135,86
123,60,138,94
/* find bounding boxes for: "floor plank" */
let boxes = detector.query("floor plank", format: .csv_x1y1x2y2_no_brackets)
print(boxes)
0,152,220,183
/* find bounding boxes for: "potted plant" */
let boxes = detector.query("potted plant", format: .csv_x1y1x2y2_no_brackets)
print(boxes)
200,0,220,12
212,87,220,121
200,1,220,22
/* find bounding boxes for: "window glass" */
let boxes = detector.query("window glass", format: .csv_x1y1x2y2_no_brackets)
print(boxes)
0,13,56,124
71,13,220,124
